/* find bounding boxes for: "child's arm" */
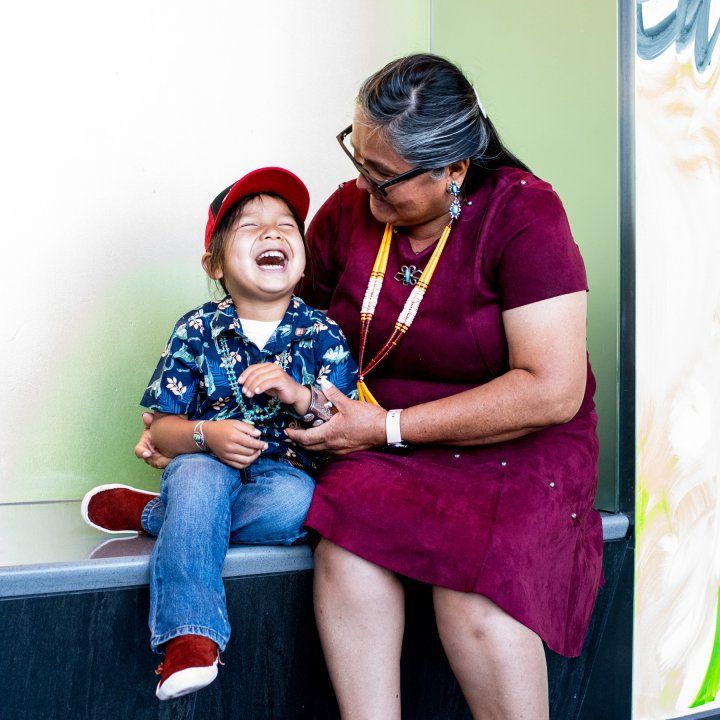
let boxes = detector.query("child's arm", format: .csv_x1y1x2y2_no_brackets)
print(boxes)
151,412,268,470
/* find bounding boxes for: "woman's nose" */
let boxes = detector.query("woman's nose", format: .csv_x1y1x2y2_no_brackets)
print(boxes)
356,173,371,192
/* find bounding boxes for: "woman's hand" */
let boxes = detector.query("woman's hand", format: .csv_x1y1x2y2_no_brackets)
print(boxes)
284,381,387,454
134,412,172,470
203,419,268,470
239,363,311,414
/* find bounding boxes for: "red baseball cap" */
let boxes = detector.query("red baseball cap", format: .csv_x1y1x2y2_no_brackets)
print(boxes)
204,167,310,249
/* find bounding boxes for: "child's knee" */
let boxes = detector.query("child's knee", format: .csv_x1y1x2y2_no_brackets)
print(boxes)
274,473,315,528
163,453,234,499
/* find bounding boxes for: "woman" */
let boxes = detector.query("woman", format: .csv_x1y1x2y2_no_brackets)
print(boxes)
140,54,602,719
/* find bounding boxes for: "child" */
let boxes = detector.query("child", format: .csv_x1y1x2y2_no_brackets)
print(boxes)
81,167,357,700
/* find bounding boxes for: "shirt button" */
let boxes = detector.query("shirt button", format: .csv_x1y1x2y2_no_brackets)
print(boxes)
453,454,460,459
467,200,473,206
549,482,555,488
520,180,527,185
500,460,507,467
571,513,577,519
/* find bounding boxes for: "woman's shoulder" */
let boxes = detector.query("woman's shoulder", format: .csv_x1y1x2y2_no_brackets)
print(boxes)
468,166,560,209
327,178,368,206
309,180,372,231
469,168,586,309
465,166,570,250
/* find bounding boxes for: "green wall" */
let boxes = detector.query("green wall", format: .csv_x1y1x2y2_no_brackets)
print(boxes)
4,2,620,509
1,3,429,504
433,1,620,510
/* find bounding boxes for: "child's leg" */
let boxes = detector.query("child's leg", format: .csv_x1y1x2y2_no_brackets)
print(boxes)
148,453,243,653
229,457,315,546
140,494,165,536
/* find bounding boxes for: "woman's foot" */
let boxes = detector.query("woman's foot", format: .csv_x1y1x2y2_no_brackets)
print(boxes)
155,635,220,701
81,484,158,534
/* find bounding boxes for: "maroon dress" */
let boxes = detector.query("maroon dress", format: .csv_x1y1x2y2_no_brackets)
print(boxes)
299,166,603,658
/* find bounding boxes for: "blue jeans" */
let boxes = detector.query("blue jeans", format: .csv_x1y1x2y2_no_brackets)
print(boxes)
141,453,315,652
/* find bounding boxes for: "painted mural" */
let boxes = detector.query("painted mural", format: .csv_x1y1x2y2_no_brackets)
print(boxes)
634,1,720,718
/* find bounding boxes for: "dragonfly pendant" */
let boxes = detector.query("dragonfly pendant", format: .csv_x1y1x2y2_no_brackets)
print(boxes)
394,265,423,286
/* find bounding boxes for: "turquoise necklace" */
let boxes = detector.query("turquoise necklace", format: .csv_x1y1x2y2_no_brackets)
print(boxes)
217,335,288,425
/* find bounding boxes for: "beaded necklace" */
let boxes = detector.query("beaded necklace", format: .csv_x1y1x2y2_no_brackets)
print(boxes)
217,335,288,424
357,222,452,405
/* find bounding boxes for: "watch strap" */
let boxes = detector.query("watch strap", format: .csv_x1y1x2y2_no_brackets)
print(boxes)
385,409,403,445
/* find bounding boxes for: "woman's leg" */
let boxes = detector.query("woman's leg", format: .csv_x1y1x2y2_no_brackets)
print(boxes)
433,588,548,720
148,453,242,652
314,539,405,720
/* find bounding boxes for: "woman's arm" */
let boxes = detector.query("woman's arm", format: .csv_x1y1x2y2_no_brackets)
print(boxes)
134,412,171,469
285,291,587,453
402,291,587,445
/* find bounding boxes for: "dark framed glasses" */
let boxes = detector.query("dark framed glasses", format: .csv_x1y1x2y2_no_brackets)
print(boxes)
336,125,433,197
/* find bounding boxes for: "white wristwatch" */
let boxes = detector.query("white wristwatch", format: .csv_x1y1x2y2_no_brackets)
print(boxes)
385,409,404,445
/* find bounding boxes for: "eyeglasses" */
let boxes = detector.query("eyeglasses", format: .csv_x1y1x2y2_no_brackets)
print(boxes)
336,125,433,197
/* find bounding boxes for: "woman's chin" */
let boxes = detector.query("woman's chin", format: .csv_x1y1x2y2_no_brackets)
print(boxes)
368,195,398,224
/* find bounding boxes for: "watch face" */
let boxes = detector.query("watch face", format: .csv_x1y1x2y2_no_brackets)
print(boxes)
382,442,411,455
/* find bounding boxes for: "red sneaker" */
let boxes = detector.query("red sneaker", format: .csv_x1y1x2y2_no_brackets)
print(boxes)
81,484,158,534
155,635,220,701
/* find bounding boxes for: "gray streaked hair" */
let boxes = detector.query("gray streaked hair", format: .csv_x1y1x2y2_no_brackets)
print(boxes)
357,54,528,185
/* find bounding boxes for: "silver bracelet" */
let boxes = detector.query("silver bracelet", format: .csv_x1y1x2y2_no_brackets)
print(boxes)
301,385,336,426
192,420,207,451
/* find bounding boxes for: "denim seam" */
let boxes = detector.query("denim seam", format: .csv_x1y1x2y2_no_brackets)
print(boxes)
148,527,165,645
151,625,229,653
141,496,161,534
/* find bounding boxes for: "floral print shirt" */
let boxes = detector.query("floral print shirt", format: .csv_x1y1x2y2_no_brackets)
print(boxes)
140,295,358,471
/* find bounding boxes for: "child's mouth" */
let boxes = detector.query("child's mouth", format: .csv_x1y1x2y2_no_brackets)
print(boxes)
255,249,288,272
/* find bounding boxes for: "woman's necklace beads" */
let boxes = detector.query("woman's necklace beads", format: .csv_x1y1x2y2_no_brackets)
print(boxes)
357,222,452,404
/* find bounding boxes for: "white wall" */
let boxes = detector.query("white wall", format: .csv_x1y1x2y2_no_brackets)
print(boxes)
0,0,428,502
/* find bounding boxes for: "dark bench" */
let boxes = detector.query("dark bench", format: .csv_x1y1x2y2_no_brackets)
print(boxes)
0,502,631,719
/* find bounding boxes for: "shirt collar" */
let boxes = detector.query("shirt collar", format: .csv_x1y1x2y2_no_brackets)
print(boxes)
209,295,321,350
209,296,241,339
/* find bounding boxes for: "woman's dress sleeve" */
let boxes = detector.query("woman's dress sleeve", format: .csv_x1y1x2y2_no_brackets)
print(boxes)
490,183,588,311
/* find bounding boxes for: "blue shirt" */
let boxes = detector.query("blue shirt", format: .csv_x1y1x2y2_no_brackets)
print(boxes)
140,295,358,471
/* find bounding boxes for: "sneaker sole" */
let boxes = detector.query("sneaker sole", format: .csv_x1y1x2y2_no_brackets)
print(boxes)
156,662,219,701
80,483,159,535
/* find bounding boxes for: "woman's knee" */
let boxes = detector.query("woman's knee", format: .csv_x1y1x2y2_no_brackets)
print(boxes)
433,588,533,644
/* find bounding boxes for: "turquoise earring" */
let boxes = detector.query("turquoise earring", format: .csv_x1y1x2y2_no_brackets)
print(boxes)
448,180,462,221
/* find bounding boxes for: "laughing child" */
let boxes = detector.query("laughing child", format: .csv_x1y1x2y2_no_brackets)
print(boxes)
81,168,357,700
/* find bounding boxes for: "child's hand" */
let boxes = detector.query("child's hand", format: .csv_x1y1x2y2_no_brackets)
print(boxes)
204,419,268,469
238,363,311,414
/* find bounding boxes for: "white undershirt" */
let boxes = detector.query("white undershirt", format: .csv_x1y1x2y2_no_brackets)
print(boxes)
239,317,281,350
